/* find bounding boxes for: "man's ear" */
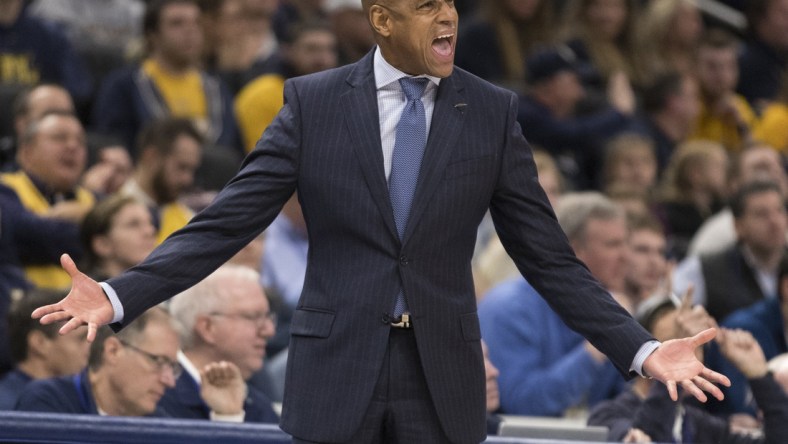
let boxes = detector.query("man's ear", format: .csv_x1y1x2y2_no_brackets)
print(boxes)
194,315,217,346
102,336,123,365
369,4,392,38
27,330,49,358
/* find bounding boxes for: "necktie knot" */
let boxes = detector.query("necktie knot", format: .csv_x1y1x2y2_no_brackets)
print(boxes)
399,77,429,102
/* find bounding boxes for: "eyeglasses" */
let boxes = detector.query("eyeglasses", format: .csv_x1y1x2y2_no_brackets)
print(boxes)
209,311,277,328
119,340,183,379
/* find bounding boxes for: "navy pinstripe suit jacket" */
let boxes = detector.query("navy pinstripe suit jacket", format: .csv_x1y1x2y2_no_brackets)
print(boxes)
107,50,653,443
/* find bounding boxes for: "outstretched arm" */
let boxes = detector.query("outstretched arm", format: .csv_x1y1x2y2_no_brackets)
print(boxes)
643,328,731,402
30,254,114,342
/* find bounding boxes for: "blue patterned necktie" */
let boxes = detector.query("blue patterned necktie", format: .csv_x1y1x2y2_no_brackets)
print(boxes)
389,77,429,318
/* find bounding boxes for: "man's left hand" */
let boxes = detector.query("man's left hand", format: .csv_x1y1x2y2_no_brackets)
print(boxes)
643,328,731,402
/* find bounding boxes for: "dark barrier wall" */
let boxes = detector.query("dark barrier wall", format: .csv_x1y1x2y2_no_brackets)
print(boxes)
0,411,619,444
0,411,291,444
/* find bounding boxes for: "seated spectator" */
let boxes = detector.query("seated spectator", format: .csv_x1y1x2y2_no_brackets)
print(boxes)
1,84,75,172
689,143,788,257
120,118,202,245
91,0,241,155
455,0,556,92
163,265,278,423
622,214,669,309
79,194,156,281
0,0,93,108
588,296,788,443
560,0,640,97
737,0,788,112
199,0,280,95
325,0,374,65
517,46,635,189
0,288,89,410
690,28,757,153
633,0,703,87
674,180,788,322
704,254,788,415
235,20,338,152
15,307,179,415
654,140,728,260
479,193,628,416
602,132,657,198
1,110,94,289
80,138,134,197
633,71,701,174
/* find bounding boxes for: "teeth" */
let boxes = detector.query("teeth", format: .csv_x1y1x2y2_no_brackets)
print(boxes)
436,34,453,39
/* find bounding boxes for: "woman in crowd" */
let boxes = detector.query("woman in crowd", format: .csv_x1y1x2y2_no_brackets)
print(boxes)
654,140,729,260
79,194,156,281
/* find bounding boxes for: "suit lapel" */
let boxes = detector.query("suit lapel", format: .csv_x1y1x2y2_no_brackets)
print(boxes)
341,53,400,242
403,73,466,243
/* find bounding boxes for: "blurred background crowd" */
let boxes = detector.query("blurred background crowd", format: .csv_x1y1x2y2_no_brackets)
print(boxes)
3,0,788,441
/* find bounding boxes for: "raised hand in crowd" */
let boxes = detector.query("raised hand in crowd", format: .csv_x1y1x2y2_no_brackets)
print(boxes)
200,361,248,418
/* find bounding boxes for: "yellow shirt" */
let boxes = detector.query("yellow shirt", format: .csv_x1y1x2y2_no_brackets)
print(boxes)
235,73,286,152
142,59,208,124
754,103,788,153
156,202,193,245
0,172,95,289
690,95,757,152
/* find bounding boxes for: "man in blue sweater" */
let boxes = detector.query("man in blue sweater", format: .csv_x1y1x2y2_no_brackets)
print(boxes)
479,192,629,416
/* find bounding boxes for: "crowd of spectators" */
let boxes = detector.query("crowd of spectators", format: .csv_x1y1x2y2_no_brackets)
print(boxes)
3,0,788,441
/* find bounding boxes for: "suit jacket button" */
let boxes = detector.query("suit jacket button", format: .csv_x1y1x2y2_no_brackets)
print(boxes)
399,255,409,265
381,314,391,324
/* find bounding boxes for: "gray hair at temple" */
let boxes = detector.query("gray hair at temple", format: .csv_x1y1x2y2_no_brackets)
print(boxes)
169,264,262,349
555,192,625,246
89,306,179,370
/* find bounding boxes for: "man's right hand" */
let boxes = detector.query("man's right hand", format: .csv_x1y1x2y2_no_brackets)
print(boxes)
30,254,114,342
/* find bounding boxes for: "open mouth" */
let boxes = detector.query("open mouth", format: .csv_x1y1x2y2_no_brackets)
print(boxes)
432,33,455,58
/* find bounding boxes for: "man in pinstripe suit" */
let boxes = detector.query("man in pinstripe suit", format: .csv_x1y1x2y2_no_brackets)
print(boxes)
35,1,730,443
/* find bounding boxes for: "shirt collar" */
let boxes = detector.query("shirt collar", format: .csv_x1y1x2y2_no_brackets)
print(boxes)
373,46,441,90
178,350,202,385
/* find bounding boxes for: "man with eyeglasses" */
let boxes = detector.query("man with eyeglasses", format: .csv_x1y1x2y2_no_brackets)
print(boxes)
160,265,279,423
14,306,245,418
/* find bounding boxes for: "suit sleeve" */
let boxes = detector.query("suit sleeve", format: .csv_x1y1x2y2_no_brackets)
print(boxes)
106,80,304,327
488,92,654,377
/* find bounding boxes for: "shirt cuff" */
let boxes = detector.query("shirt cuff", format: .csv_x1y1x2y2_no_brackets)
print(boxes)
99,282,124,324
631,340,661,377
209,411,245,422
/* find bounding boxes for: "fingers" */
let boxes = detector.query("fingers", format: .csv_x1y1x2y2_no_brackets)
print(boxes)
691,328,717,347
60,253,79,277
39,311,72,325
692,375,724,401
31,303,63,321
702,366,731,387
202,361,238,386
87,322,97,343
680,285,694,311
681,378,707,403
59,317,85,336
666,380,678,401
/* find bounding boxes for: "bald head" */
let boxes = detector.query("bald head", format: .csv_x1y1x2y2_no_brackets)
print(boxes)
14,85,74,138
